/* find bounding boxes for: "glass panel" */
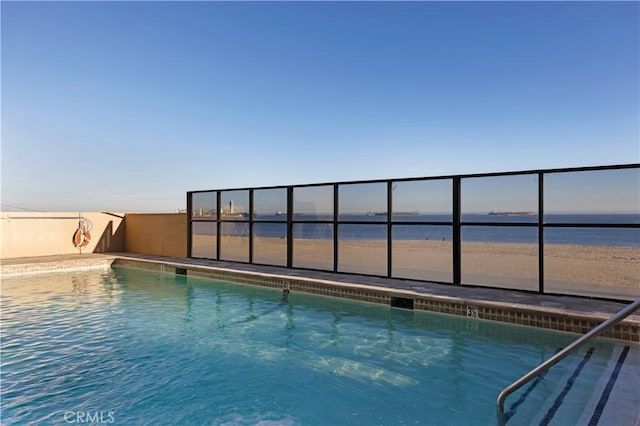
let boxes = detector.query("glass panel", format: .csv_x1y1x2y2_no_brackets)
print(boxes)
292,223,333,270
253,223,287,266
545,228,640,300
254,188,287,221
191,222,216,258
392,179,452,222
220,190,249,221
191,191,217,220
392,225,452,282
220,222,249,262
338,224,387,275
339,182,387,221
544,168,640,223
462,174,538,222
293,185,333,221
461,226,538,290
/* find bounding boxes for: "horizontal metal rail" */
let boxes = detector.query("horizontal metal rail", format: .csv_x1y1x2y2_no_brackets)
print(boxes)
188,163,639,193
497,297,640,425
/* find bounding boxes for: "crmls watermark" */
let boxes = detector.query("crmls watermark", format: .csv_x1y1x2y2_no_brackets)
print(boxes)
64,411,116,424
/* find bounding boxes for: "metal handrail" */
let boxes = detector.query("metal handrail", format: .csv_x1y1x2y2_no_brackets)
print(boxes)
496,297,640,425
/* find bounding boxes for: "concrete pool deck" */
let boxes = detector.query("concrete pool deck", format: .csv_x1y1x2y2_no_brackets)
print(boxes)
1,252,638,343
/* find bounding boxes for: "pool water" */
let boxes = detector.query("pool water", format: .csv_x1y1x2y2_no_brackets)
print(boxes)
1,266,637,425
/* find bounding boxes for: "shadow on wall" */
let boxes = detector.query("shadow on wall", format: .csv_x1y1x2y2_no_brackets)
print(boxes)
93,213,126,254
124,213,187,258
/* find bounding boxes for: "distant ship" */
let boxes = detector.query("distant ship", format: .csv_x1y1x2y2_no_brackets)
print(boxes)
366,210,420,216
275,211,304,216
488,211,535,216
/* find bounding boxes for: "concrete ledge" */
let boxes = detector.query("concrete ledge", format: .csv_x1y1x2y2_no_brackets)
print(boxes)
1,254,116,276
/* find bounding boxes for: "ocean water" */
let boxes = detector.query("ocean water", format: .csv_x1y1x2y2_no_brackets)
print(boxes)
2,267,637,425
195,214,640,247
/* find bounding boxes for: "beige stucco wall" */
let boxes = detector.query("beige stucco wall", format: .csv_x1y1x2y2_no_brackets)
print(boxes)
124,213,187,258
0,212,187,260
0,212,125,259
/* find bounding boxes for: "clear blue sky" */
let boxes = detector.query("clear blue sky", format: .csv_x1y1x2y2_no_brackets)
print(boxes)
2,1,638,212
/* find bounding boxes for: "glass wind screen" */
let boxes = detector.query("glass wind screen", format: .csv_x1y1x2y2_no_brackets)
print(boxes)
293,186,334,221
191,222,216,258
461,226,538,291
392,225,452,282
544,168,640,224
338,182,387,222
192,191,217,220
253,223,287,266
254,188,287,221
292,223,334,270
337,224,387,276
220,190,249,221
391,179,452,221
544,227,639,300
462,174,538,222
220,222,249,262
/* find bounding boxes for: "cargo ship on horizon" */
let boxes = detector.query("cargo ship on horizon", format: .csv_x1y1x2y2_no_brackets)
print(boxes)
366,210,420,216
488,211,535,216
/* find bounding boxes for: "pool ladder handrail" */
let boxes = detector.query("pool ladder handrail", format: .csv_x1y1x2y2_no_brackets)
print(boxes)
496,297,640,426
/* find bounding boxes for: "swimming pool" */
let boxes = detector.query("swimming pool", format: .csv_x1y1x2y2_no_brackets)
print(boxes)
1,266,638,425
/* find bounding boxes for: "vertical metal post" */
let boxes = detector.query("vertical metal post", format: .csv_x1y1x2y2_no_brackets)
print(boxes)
287,187,293,268
216,191,221,261
249,189,254,264
453,177,462,285
333,183,339,273
387,181,393,278
538,172,544,294
186,192,193,258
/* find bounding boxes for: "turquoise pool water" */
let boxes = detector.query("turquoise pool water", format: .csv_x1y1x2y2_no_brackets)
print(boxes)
1,267,636,425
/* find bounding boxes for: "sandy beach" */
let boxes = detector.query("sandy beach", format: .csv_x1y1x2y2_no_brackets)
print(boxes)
191,235,639,299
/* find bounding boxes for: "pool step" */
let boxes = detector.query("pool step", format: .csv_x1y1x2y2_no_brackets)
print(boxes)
538,347,597,426
504,348,592,425
578,345,640,426
505,345,640,426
